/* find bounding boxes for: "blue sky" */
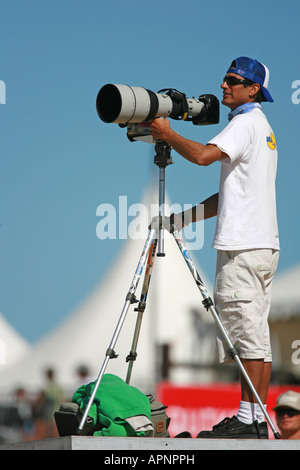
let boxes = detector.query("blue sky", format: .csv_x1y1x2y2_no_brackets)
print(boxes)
1,0,299,342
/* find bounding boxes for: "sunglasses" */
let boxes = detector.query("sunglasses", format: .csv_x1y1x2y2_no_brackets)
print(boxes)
223,76,253,87
275,408,300,418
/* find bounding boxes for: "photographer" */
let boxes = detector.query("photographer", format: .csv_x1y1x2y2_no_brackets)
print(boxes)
274,391,300,439
150,56,280,439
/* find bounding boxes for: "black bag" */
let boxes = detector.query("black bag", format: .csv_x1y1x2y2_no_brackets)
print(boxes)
147,394,171,438
54,402,103,436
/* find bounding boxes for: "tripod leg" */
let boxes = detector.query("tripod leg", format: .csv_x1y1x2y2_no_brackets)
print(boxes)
126,238,158,384
76,227,157,435
157,167,166,257
171,228,281,439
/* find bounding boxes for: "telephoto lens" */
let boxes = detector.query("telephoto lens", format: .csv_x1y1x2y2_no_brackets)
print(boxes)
96,84,219,126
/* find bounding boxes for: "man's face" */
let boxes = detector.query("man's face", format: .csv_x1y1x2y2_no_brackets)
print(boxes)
221,73,256,110
275,408,300,438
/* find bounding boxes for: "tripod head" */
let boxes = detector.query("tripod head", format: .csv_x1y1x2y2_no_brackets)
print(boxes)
154,141,173,169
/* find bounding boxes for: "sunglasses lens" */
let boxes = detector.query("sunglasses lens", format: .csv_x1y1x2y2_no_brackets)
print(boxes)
223,76,251,86
276,408,300,417
223,76,237,86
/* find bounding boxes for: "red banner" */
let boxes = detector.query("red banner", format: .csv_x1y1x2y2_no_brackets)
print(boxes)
156,382,300,439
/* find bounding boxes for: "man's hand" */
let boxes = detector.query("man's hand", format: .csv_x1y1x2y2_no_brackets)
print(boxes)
149,215,172,233
149,213,190,234
150,118,171,141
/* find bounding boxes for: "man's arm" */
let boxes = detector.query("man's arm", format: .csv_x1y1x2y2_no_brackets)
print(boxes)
172,193,219,230
150,118,226,166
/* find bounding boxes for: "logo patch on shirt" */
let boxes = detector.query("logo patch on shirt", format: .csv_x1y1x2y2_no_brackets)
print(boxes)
266,133,276,150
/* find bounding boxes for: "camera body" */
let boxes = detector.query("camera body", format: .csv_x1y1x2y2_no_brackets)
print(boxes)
96,84,219,142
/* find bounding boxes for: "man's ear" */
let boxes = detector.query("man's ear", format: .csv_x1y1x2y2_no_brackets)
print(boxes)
249,83,261,100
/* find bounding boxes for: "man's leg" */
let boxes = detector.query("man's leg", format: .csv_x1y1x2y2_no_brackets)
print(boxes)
236,359,272,426
197,250,277,438
240,359,272,404
197,360,271,439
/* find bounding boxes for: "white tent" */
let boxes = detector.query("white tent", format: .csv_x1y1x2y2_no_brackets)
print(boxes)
0,188,216,396
270,263,300,319
0,312,31,369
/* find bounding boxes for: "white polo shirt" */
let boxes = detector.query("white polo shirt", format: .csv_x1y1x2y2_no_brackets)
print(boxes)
208,107,280,251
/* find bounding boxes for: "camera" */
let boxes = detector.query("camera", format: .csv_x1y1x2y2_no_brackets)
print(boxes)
96,84,219,142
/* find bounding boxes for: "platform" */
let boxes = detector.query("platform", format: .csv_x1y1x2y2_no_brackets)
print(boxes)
0,435,299,451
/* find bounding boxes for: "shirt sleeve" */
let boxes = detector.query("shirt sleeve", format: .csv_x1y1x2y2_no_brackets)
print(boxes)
207,117,252,164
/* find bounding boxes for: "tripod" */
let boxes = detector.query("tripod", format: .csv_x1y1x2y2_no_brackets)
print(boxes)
76,141,281,439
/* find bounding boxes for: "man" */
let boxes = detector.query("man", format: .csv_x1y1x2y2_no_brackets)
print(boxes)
274,391,300,439
150,57,280,439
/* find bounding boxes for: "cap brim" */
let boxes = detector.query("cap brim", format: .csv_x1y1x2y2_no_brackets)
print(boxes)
262,87,274,103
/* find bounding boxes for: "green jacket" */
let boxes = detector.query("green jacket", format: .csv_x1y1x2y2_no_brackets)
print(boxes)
72,373,151,436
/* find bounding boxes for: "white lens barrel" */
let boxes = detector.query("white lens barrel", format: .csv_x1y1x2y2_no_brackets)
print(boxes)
186,98,205,117
97,84,174,124
127,87,151,123
155,93,173,117
112,85,136,123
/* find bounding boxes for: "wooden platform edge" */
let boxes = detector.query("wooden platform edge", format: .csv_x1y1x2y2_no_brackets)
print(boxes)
0,435,299,451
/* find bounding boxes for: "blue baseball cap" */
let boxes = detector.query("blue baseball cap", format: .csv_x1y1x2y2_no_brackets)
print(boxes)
227,56,274,103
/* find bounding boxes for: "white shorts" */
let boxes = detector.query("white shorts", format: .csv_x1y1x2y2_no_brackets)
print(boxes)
214,249,279,363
